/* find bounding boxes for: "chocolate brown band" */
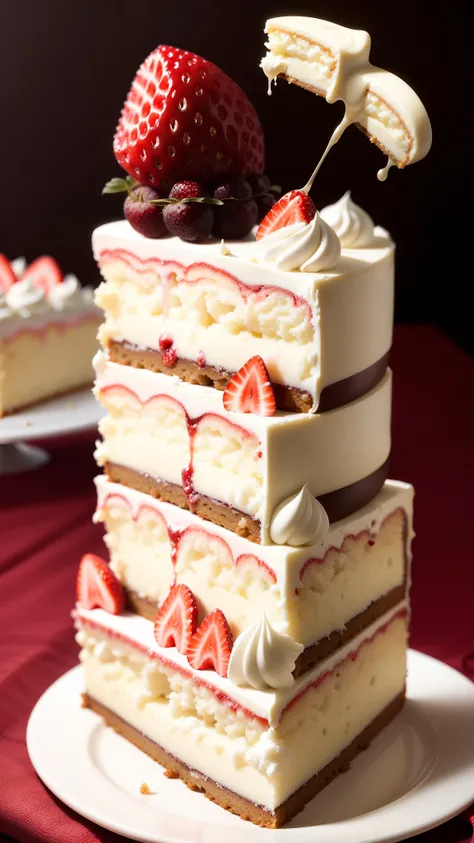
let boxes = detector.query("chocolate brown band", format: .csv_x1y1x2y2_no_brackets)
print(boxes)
105,458,389,543
83,691,405,828
108,340,389,414
125,582,406,677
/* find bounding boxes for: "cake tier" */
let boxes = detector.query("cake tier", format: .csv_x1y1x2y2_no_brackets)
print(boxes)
94,354,392,543
95,474,413,670
93,220,394,413
77,603,408,826
0,314,100,416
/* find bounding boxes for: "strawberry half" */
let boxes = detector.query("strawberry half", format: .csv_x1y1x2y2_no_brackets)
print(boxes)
255,190,316,240
22,256,63,293
223,356,276,417
114,45,264,189
76,553,125,614
154,583,198,655
0,254,16,292
187,609,233,678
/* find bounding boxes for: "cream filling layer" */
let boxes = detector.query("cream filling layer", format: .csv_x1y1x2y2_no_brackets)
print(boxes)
92,220,394,411
95,475,413,647
0,318,100,415
94,354,392,541
77,605,408,809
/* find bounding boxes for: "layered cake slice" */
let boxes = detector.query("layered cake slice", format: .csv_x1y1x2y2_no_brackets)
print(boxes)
72,14,430,829
0,255,100,416
94,351,391,543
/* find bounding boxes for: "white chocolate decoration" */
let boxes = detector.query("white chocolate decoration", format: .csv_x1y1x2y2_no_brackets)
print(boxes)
270,484,329,546
255,213,341,272
320,192,389,248
261,16,432,183
228,612,304,690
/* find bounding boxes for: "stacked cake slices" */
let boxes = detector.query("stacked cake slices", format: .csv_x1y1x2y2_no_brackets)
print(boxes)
75,192,413,827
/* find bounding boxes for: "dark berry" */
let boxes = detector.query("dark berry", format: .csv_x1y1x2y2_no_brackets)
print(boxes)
247,173,272,194
213,199,258,240
256,193,277,222
169,180,206,200
123,186,168,238
163,202,214,242
213,176,252,200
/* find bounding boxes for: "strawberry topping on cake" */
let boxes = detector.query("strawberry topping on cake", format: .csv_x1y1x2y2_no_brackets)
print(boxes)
256,190,316,240
0,255,16,292
187,609,233,677
22,256,63,293
76,554,125,615
154,584,198,655
223,356,276,416
114,45,264,189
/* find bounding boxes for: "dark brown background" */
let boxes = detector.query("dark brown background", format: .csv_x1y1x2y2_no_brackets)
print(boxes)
0,0,469,350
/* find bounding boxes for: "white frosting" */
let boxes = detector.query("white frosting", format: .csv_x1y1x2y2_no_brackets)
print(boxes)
48,274,90,311
255,213,341,272
10,256,27,278
320,192,389,248
5,277,47,316
270,484,329,546
0,259,98,340
228,613,304,690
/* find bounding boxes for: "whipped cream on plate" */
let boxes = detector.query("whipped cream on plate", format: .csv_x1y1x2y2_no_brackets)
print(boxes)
228,612,304,690
320,192,390,248
270,484,329,546
255,212,341,272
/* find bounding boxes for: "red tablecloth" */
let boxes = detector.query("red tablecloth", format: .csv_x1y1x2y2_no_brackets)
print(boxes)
0,325,473,843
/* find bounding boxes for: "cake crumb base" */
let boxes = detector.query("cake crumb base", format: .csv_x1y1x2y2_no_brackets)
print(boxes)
83,691,405,828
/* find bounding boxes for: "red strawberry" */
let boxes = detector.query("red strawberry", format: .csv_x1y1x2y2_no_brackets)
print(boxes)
0,254,16,292
223,356,276,417
255,190,316,240
76,553,125,614
187,609,233,677
22,256,63,293
154,583,198,655
114,45,264,190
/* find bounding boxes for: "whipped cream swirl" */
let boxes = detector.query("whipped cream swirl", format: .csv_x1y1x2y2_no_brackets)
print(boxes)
320,191,388,248
270,485,329,547
5,277,47,317
48,274,87,311
228,612,304,690
256,213,341,272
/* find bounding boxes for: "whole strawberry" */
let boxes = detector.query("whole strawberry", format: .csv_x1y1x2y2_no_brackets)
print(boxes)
114,45,264,190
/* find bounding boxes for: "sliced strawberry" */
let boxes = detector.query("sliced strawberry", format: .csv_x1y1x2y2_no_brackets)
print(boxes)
223,356,276,417
187,609,233,678
21,256,63,293
76,553,125,615
0,254,16,292
114,45,264,190
255,190,316,240
154,583,198,655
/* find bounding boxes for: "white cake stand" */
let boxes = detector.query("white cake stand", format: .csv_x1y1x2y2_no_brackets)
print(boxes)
0,389,103,475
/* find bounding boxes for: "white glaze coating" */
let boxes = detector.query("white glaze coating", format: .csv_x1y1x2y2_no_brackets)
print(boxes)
228,613,304,690
93,219,394,412
262,16,432,176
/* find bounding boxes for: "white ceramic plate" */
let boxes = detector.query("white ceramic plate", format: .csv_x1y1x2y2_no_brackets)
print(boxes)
0,388,103,444
27,652,474,843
